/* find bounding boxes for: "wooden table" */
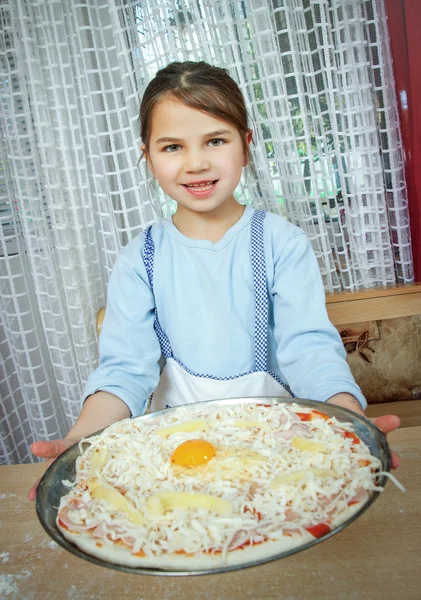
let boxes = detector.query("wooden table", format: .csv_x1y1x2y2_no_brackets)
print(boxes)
1,427,420,600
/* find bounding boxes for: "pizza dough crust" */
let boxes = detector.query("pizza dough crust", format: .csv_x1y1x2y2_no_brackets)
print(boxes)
60,527,310,570
59,501,362,570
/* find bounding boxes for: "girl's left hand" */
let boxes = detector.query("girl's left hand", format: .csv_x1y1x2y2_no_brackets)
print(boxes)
327,393,401,469
370,414,401,469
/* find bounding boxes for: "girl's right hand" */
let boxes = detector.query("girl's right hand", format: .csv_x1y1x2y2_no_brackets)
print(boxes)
28,438,79,501
27,391,131,501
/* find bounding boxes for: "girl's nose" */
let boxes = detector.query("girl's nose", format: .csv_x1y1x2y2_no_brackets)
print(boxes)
185,153,210,173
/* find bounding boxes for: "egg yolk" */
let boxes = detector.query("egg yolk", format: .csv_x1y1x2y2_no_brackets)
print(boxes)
171,439,216,467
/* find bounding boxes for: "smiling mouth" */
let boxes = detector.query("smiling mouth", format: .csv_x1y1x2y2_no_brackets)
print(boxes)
183,180,218,192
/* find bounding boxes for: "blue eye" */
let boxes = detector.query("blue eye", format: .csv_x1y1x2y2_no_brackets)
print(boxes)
208,139,225,147
163,144,181,153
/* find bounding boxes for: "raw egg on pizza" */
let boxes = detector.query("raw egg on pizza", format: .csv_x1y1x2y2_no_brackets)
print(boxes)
171,439,216,467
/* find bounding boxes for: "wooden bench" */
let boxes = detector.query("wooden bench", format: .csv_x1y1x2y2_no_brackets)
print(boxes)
326,283,421,325
326,284,421,405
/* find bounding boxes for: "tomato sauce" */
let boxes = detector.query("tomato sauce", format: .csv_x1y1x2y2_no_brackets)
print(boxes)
305,523,331,538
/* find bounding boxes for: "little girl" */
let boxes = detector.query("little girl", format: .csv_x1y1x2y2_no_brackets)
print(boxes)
29,61,399,499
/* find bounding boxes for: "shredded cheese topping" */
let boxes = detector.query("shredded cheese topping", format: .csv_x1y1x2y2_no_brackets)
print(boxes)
57,403,385,558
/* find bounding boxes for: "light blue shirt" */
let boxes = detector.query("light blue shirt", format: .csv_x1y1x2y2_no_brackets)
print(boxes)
83,206,366,415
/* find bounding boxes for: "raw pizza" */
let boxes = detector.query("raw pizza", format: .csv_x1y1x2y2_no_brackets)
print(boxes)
56,402,383,570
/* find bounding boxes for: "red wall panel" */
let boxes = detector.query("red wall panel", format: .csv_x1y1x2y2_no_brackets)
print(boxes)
385,0,421,281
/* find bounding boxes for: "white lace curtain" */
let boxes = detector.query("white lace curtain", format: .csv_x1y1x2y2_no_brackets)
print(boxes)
0,0,414,464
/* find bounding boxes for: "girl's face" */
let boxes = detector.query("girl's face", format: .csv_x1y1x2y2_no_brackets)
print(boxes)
144,98,251,217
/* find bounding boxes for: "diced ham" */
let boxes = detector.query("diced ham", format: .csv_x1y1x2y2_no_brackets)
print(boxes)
285,509,301,521
289,411,301,423
282,527,302,537
348,487,369,506
228,530,251,550
318,492,341,509
228,528,262,550
114,536,135,548
92,521,107,539
121,535,135,547
58,504,98,532
248,482,259,499
272,423,313,440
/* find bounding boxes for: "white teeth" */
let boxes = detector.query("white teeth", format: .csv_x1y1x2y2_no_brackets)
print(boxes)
185,181,215,191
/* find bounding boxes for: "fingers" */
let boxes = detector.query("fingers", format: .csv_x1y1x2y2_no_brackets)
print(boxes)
367,415,401,470
28,478,41,501
391,451,401,470
28,439,75,502
373,414,401,434
30,439,71,459
370,415,401,470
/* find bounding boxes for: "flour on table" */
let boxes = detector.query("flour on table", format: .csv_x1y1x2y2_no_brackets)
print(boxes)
39,538,60,550
22,533,61,551
0,570,32,598
0,551,10,563
0,574,18,597
0,493,17,500
67,585,79,600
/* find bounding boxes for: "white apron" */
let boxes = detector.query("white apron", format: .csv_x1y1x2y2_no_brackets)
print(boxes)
143,210,292,411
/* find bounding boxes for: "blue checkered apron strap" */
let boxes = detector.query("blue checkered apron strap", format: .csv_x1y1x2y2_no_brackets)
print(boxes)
143,227,173,359
143,212,270,373
250,210,268,372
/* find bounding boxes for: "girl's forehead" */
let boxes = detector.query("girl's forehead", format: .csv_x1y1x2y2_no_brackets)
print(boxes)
149,98,237,140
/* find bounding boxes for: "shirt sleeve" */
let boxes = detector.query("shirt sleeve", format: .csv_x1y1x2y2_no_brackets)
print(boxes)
82,240,161,417
272,232,367,409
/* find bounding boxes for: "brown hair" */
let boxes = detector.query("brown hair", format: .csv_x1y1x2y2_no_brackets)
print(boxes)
139,61,251,158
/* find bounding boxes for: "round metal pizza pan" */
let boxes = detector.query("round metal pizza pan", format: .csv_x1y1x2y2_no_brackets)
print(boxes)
36,396,391,576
